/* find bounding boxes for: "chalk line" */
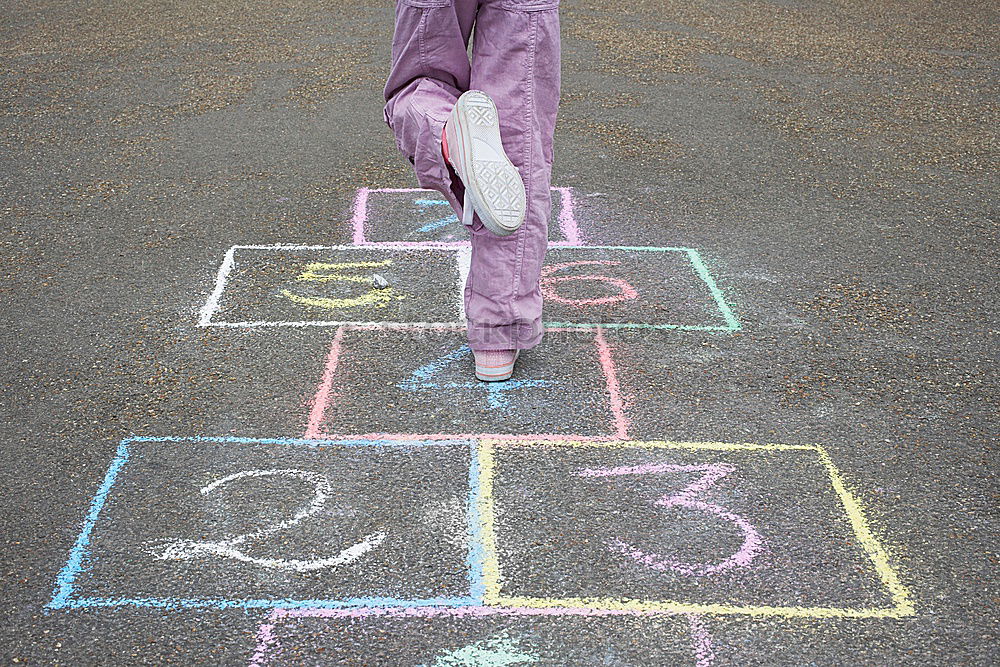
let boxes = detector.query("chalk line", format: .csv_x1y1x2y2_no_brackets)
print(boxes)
198,245,237,326
202,320,466,329
269,603,696,621
466,441,487,603
308,431,618,443
202,320,736,331
687,614,716,667
351,187,369,245
594,328,630,439
553,186,581,244
476,440,502,605
304,326,345,439
230,243,460,252
816,446,915,616
124,435,474,448
247,623,279,667
685,248,741,332
47,441,131,609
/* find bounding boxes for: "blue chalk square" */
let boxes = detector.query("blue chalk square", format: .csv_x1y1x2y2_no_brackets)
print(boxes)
48,436,486,610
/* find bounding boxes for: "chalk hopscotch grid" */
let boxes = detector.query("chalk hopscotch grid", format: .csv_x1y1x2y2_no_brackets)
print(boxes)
302,326,630,441
46,436,488,611
351,186,583,248
197,244,740,332
475,439,915,620
40,179,911,667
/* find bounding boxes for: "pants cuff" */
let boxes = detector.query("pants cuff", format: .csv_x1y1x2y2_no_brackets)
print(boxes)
467,321,544,351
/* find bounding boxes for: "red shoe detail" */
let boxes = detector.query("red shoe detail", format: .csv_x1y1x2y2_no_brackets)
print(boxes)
441,125,451,164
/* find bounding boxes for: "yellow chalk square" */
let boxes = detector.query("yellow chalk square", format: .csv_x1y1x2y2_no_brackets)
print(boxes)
476,439,914,620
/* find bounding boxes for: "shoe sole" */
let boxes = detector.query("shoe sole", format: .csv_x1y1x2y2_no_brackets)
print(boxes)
475,364,515,382
475,351,519,382
446,91,526,236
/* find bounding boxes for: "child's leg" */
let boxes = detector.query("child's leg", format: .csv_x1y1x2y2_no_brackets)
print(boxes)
383,0,479,218
465,0,561,351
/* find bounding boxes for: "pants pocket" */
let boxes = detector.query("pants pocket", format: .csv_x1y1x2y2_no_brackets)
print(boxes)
399,0,453,7
499,0,560,10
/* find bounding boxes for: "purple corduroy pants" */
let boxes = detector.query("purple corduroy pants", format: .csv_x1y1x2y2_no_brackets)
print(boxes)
383,0,561,351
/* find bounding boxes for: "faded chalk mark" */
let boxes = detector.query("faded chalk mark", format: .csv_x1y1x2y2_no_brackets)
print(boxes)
687,614,716,667
247,622,280,667
399,345,555,411
594,327,630,439
415,199,460,233
421,631,539,667
554,186,582,244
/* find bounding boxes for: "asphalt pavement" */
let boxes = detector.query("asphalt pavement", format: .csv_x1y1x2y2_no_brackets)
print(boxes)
1,0,997,665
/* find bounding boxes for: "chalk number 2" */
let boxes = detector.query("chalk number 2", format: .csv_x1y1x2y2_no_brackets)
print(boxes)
151,469,385,572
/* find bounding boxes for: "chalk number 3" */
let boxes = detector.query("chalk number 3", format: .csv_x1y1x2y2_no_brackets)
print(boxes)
576,463,763,577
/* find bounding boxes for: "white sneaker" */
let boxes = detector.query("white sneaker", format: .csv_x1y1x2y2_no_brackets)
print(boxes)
442,90,526,236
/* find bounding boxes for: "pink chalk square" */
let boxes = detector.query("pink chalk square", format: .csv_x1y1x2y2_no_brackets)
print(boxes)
352,186,581,246
486,442,902,615
303,328,627,440
248,608,700,667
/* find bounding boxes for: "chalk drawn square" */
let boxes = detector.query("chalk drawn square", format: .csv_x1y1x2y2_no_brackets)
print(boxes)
306,330,625,439
48,437,482,610
249,608,700,666
541,246,740,331
354,187,580,246
479,440,914,619
200,246,464,327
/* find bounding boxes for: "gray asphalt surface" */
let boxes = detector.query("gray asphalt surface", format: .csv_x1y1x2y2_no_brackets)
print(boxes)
2,0,997,665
